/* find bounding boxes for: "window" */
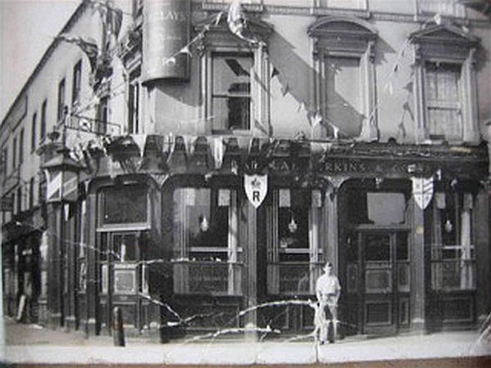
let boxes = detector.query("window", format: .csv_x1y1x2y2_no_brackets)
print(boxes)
308,17,378,140
29,178,34,209
410,25,480,143
12,137,17,170
1,147,7,177
348,191,407,225
57,78,66,122
16,186,22,213
98,185,148,228
431,192,475,291
267,189,323,295
40,100,47,141
96,96,109,135
197,10,273,135
315,0,366,10
418,0,466,17
325,56,364,137
72,60,82,105
128,79,140,134
211,53,252,132
31,113,37,151
99,231,148,295
424,62,462,141
172,188,241,295
18,129,24,165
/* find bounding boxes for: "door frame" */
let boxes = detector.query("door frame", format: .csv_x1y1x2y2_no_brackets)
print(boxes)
355,227,410,336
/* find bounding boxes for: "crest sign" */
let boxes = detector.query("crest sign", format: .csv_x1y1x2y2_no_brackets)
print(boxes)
412,177,434,210
244,174,268,208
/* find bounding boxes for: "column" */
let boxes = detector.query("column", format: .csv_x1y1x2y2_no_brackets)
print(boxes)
475,189,490,326
85,191,98,335
47,203,62,327
245,201,257,340
409,195,426,333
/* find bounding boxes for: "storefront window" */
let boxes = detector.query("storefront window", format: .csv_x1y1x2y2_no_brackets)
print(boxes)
431,192,475,291
99,185,148,227
267,189,323,295
172,188,241,295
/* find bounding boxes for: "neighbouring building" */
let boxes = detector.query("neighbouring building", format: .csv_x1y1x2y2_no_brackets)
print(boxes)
2,0,491,340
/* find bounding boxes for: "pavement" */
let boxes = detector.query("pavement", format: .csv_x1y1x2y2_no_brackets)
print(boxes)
1,316,491,366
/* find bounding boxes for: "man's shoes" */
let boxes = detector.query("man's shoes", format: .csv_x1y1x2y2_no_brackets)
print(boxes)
329,340,335,344
319,341,325,345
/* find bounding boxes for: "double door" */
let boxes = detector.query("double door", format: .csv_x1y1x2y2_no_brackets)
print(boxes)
346,230,410,335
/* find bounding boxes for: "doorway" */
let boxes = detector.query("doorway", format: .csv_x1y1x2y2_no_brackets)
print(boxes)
345,230,410,335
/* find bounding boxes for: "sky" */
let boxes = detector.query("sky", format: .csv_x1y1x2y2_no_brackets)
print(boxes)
0,0,80,121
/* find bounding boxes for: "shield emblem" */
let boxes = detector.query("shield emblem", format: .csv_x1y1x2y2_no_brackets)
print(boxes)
244,174,268,208
412,177,434,210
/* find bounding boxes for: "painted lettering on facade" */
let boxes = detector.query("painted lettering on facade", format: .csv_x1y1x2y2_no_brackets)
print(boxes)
142,0,190,83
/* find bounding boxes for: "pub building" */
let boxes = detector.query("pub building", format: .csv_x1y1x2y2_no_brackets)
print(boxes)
2,0,491,341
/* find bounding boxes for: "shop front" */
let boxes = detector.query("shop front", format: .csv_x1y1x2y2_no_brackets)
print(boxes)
71,135,489,338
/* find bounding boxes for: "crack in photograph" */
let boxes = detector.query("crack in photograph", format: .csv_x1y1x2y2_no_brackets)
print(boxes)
1,0,491,367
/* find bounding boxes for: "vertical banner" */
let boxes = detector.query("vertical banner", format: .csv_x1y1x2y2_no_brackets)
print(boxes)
244,174,268,209
142,0,190,83
411,177,434,210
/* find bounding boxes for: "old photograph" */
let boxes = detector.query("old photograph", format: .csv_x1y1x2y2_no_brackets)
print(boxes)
1,0,491,366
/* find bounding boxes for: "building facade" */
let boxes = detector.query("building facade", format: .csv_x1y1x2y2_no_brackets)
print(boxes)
2,0,491,340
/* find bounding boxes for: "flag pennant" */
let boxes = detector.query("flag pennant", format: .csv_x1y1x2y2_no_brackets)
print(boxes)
227,0,259,44
91,0,123,40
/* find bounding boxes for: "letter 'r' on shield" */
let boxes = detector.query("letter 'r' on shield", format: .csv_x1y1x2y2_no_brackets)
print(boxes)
244,174,268,208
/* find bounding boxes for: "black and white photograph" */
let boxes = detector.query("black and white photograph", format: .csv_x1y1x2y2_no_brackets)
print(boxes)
1,0,491,366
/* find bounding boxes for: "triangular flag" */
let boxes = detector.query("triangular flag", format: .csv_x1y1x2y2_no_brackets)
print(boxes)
280,82,290,96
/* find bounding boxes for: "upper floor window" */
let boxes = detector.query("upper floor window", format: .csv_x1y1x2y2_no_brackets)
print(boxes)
196,10,273,136
31,113,37,151
211,52,252,132
16,186,22,213
57,78,66,122
1,147,7,177
72,60,82,105
410,24,480,143
128,77,140,134
29,177,34,209
18,129,24,165
308,16,378,141
418,0,466,17
11,137,17,170
314,0,366,10
424,62,463,141
96,96,109,135
40,100,47,141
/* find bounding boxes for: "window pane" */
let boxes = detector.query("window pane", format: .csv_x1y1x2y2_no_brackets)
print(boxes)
113,233,137,261
318,0,365,9
425,62,462,140
212,53,252,131
325,56,363,137
173,188,230,261
365,234,391,262
365,192,406,225
101,185,147,225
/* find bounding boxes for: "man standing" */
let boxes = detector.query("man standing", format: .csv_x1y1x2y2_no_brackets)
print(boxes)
315,262,341,344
